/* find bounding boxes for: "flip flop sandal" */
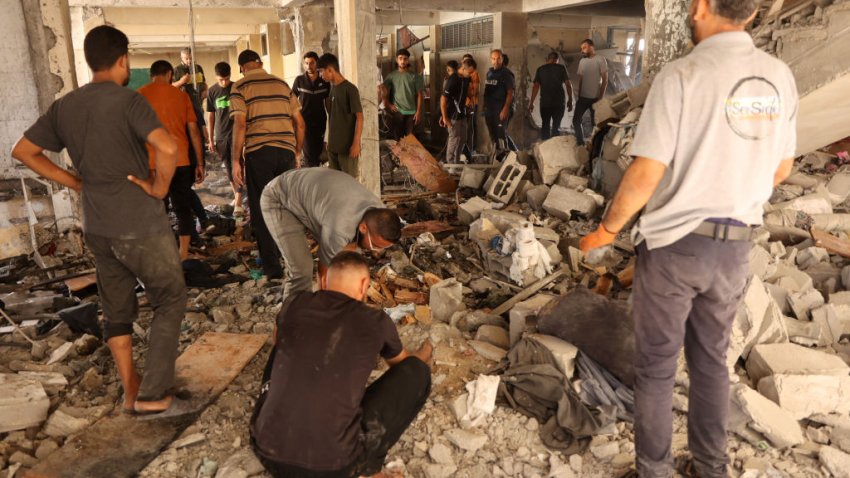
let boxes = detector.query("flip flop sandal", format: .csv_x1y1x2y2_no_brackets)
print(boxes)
674,456,699,478
135,397,194,421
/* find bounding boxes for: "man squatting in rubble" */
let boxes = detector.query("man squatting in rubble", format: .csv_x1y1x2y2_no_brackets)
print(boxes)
251,251,432,478
260,168,403,300
580,0,798,476
11,25,188,416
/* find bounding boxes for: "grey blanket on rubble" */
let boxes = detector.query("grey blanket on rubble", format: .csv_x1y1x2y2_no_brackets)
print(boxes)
498,338,613,455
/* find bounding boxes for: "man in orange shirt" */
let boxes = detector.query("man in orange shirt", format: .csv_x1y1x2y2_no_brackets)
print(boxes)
462,54,479,155
139,60,204,260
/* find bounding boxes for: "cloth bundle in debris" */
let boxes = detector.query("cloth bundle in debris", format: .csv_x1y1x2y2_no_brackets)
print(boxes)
537,287,636,387
499,338,612,455
182,259,247,289
576,353,634,422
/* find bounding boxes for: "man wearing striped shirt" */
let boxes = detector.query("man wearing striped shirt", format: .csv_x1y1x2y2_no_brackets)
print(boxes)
230,49,306,279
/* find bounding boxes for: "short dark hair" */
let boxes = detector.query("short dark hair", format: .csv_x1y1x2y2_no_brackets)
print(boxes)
317,53,340,72
547,52,559,62
490,49,503,56
214,62,231,77
446,60,459,71
582,39,594,46
462,53,473,60
181,47,192,56
237,49,261,66
83,25,129,72
711,0,758,23
329,251,370,275
396,48,411,58
149,60,173,78
363,209,402,243
303,51,319,61
462,57,477,70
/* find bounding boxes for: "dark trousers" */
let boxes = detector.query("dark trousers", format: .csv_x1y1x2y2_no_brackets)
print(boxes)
168,166,195,236
572,96,597,145
389,111,415,140
254,357,431,478
218,138,242,192
484,111,510,151
633,234,750,478
302,116,326,168
540,104,565,140
86,232,186,401
466,105,478,154
245,146,296,279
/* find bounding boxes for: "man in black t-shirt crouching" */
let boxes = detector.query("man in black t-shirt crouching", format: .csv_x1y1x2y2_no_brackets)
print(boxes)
251,251,432,478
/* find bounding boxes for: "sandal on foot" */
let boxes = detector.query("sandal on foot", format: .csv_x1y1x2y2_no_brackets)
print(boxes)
135,397,194,420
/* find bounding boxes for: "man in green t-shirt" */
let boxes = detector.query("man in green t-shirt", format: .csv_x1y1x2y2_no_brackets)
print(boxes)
318,53,363,178
381,48,424,140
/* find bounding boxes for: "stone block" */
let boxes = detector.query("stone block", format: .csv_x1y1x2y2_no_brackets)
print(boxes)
767,264,814,292
487,152,528,203
758,374,850,419
0,374,49,433
459,167,487,189
556,171,589,190
787,288,824,320
532,135,580,185
542,185,598,220
429,278,465,323
543,241,562,265
528,333,579,377
468,340,507,362
46,342,74,365
509,294,555,347
44,408,93,438
830,291,850,305
731,384,804,449
811,303,850,345
749,245,774,280
728,276,788,368
746,343,849,386
458,196,492,225
428,443,455,465
480,209,526,234
525,184,550,211
474,325,509,349
819,446,850,478
783,317,824,347
765,282,791,314
444,428,488,452
796,247,829,269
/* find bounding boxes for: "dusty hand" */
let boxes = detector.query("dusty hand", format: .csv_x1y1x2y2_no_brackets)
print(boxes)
348,142,361,159
127,174,165,199
499,109,509,122
195,164,205,184
414,111,422,125
579,225,617,255
232,160,245,188
388,103,399,113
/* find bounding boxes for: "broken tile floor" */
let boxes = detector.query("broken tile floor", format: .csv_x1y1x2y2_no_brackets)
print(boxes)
5,135,850,478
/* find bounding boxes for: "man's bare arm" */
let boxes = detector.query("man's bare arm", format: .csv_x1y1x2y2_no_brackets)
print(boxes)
206,111,216,152
601,156,667,233
529,82,540,112
128,128,178,199
231,114,247,188
774,158,795,186
11,138,82,191
385,341,433,367
292,109,306,168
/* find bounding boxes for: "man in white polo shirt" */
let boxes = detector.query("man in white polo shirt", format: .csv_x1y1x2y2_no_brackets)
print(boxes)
580,0,798,476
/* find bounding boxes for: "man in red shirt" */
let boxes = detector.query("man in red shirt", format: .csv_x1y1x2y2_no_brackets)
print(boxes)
139,60,204,260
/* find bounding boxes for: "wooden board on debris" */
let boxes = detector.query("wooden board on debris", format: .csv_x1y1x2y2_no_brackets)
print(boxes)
401,220,457,238
811,229,850,258
26,332,267,478
389,135,458,193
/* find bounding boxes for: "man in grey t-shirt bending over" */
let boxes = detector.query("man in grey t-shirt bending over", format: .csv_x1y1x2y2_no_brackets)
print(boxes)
580,0,797,476
261,168,403,299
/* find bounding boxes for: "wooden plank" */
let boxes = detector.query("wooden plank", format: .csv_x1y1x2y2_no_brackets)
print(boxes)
811,229,850,258
64,273,97,293
26,333,267,478
490,269,566,316
389,136,458,193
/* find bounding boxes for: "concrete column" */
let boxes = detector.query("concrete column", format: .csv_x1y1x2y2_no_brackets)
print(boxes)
265,23,285,78
642,0,691,79
291,4,335,61
249,33,263,54
70,6,104,87
334,0,380,195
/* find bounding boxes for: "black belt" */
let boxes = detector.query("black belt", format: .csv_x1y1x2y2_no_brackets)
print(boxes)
691,221,755,242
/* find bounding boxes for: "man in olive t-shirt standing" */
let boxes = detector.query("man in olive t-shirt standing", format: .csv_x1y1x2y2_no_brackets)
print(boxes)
382,48,424,140
12,25,186,417
319,53,363,178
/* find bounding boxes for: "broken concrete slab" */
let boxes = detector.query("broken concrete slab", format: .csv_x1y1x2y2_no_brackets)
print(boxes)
527,333,579,378
537,287,635,386
787,287,825,320
429,278,466,323
746,343,850,386
46,341,75,365
728,276,788,369
758,374,850,419
796,246,829,269
479,209,526,234
468,340,507,362
819,446,850,478
459,166,487,190
474,324,510,350
0,374,49,433
783,317,824,347
533,135,581,185
811,303,850,345
444,428,488,452
731,383,805,449
525,184,550,211
458,197,492,226
556,171,589,190
44,408,94,438
509,294,555,347
542,185,598,221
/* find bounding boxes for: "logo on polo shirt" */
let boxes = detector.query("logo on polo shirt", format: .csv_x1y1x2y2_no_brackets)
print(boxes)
724,77,782,141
